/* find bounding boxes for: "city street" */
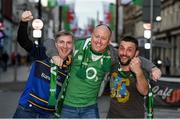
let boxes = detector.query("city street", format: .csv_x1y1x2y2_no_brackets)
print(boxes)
0,65,30,83
0,66,180,118
0,91,180,118
0,0,180,118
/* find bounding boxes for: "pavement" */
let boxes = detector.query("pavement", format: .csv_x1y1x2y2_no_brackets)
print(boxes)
0,65,28,118
0,65,30,83
0,65,180,118
0,65,29,91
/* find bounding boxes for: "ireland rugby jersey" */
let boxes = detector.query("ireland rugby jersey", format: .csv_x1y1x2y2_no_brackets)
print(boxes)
63,38,112,107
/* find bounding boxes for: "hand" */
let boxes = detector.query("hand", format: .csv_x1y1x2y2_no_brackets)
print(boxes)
130,57,148,95
129,57,142,75
59,49,72,59
151,67,162,81
52,56,64,67
59,48,72,60
21,11,33,22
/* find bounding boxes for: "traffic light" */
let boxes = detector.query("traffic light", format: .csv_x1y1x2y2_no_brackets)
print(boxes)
143,0,161,23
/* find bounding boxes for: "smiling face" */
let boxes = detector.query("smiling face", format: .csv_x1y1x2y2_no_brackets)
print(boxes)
55,31,73,59
91,25,111,53
118,37,139,66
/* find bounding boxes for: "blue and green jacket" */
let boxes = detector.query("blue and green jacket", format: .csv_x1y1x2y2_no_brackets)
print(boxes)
17,21,71,114
18,57,69,114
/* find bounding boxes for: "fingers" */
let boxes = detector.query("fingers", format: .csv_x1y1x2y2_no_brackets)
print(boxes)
52,56,60,66
129,57,142,74
151,74,158,82
59,49,72,60
21,11,33,22
52,56,64,67
130,57,141,68
59,58,64,67
151,67,162,81
131,57,141,64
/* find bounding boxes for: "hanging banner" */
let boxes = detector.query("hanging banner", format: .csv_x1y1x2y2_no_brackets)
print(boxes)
48,0,57,8
152,77,180,108
103,2,115,31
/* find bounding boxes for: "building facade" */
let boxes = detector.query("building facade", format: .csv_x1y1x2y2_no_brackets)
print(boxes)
0,0,58,64
123,0,180,76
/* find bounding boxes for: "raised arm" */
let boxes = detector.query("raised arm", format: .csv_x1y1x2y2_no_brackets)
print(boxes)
17,11,47,60
17,11,34,53
130,57,148,95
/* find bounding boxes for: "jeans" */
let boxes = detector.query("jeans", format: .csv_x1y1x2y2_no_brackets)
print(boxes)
13,105,55,118
60,104,99,118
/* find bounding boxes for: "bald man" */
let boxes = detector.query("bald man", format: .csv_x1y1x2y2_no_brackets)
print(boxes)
45,24,161,118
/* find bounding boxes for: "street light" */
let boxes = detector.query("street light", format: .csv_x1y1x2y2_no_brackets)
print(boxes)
156,16,162,21
144,30,151,39
144,43,151,49
32,19,44,38
38,0,42,19
143,0,161,62
41,0,48,7
28,0,42,19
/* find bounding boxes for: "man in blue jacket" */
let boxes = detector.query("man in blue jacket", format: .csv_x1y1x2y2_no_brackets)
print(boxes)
13,11,73,118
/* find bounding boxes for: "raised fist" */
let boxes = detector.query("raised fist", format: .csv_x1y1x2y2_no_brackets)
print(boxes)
21,11,33,22
52,56,64,67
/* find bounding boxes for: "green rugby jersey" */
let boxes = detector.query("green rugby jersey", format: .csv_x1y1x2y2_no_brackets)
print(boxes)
64,38,112,107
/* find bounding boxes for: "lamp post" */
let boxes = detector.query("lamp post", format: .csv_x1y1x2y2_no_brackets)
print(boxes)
37,0,42,44
149,0,153,62
32,19,44,38
143,0,161,61
38,0,42,19
115,0,119,42
59,6,62,30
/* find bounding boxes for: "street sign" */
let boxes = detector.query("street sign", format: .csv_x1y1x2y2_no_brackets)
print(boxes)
33,30,42,38
32,19,44,30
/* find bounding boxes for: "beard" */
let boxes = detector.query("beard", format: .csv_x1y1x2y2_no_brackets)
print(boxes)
119,56,132,66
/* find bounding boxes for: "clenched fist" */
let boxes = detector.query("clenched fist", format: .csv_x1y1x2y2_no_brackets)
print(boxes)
52,56,64,67
21,11,33,22
129,57,142,75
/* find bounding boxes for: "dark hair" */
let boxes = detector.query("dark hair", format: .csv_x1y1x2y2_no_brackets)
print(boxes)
55,30,74,42
120,36,139,50
95,24,112,38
